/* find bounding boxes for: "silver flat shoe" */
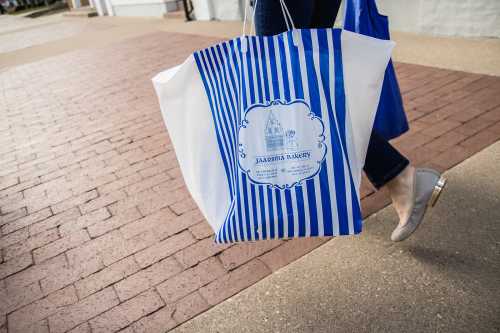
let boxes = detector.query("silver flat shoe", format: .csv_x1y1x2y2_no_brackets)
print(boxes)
391,168,447,242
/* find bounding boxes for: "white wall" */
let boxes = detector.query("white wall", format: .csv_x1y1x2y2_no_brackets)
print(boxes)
193,0,500,38
103,0,177,17
377,0,500,38
193,0,243,20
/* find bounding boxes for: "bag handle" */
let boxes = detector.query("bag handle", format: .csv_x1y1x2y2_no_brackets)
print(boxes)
241,0,297,52
241,0,296,37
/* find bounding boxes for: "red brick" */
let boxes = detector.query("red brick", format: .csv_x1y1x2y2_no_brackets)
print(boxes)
124,172,170,196
75,256,140,299
188,222,214,240
448,106,490,123
0,282,42,317
420,119,462,138
48,287,119,333
424,130,468,152
199,259,270,305
100,229,158,266
459,130,500,152
136,187,190,216
59,207,111,236
0,176,19,191
0,178,41,199
259,238,327,272
0,228,28,249
131,304,177,333
479,106,500,122
4,228,59,260
89,289,164,333
0,192,24,213
1,207,52,234
392,132,434,152
67,322,91,333
218,240,282,270
0,251,33,279
70,173,117,196
430,145,476,171
13,319,50,333
97,173,142,194
87,207,141,237
361,189,392,219
172,291,209,323
138,163,168,179
28,207,80,236
156,257,226,303
79,190,127,214
0,207,27,227
168,198,198,216
114,257,182,301
107,188,156,215
119,207,174,240
174,236,230,268
6,254,66,291
486,121,500,134
134,230,196,268
115,159,156,179
454,117,493,136
65,230,124,267
8,286,78,333
41,255,104,295
33,229,90,263
51,190,98,215
155,209,205,240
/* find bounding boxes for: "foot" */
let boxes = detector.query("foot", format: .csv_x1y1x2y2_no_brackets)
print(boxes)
386,167,446,242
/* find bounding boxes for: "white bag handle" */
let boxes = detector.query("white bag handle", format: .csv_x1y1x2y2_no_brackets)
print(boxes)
242,0,296,37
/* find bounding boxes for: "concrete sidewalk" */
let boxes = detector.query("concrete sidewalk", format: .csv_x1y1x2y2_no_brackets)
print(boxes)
173,141,500,333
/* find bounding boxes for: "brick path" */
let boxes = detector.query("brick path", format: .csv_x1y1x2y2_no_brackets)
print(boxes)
0,32,499,333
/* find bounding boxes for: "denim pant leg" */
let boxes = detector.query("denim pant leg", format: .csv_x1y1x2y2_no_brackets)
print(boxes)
255,0,410,189
363,132,409,189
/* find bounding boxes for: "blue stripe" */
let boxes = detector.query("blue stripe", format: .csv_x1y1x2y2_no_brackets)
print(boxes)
266,37,285,232
257,36,271,101
250,37,264,103
332,29,363,234
228,39,246,242
274,188,284,238
250,183,259,239
241,173,252,240
204,49,237,187
284,189,294,238
266,186,275,238
316,28,351,235
193,53,233,202
258,186,267,239
285,31,307,238
277,35,291,101
243,38,260,241
301,29,334,236
199,51,236,190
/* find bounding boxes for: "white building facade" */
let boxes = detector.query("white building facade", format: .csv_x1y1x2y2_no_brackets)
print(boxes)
192,0,500,38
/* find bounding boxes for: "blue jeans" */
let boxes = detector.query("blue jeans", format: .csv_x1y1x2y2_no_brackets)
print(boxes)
254,0,409,189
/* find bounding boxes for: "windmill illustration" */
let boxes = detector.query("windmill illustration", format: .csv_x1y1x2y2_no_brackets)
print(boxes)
265,110,284,151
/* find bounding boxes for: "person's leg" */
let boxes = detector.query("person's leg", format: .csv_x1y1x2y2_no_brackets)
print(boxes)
254,0,314,36
363,132,409,189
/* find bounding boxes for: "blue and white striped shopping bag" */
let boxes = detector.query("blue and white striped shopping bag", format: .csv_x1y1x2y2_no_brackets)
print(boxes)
153,28,394,244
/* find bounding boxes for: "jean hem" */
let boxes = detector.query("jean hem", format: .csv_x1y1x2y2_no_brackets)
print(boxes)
368,159,410,190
